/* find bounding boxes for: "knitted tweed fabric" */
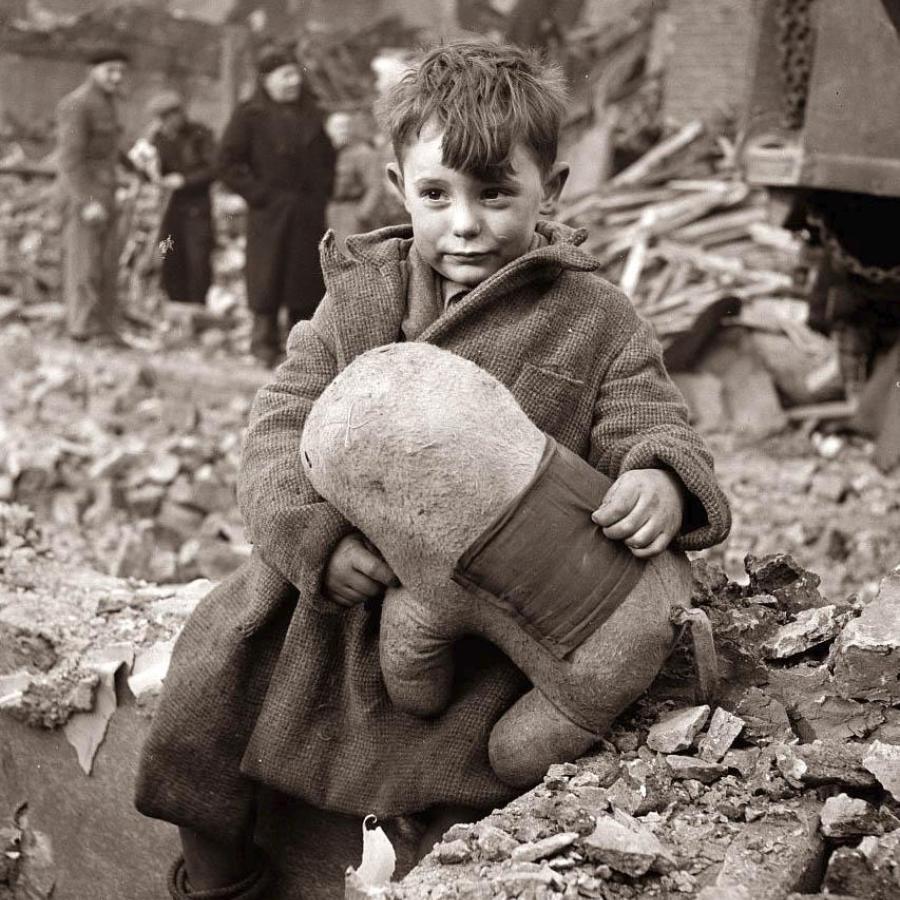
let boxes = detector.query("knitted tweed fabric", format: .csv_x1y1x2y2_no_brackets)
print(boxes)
136,221,731,845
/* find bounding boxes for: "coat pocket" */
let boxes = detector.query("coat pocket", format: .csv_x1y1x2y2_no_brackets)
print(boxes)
511,363,585,435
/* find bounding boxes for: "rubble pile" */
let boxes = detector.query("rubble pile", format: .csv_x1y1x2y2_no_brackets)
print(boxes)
378,557,900,900
0,326,259,586
0,172,62,307
700,431,900,602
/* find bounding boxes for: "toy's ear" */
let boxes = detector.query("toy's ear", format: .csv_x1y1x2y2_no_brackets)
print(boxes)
539,162,569,216
386,162,409,213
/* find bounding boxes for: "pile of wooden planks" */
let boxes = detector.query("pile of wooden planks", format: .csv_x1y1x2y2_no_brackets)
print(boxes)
560,121,806,349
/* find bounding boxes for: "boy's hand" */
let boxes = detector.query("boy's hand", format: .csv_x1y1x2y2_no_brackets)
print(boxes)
591,469,685,558
324,533,399,607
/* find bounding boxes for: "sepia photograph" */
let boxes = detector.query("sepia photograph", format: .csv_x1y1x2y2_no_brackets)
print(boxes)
1,0,899,897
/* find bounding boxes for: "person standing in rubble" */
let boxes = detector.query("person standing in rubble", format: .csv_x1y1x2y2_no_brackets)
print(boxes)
324,110,383,249
56,47,131,345
218,45,336,367
146,91,217,307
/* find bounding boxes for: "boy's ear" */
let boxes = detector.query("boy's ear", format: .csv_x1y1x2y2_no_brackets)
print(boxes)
539,162,569,216
386,162,409,212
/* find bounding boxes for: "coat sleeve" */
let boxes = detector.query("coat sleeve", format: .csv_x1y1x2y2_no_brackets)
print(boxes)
589,314,732,551
56,94,92,205
217,106,271,207
237,293,355,604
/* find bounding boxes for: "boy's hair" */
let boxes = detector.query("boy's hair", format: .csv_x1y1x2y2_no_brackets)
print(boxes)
377,41,568,180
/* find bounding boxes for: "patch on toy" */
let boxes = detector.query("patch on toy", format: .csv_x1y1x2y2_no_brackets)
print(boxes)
454,436,643,660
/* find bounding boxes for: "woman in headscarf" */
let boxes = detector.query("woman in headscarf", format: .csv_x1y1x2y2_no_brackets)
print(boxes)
219,45,336,366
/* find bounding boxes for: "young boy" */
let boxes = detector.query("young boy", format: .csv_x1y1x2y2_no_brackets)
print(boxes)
136,41,731,899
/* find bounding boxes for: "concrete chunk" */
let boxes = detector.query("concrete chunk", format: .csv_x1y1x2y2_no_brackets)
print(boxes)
709,801,824,900
775,740,878,790
699,708,745,762
862,740,900,802
581,812,675,877
833,574,900,703
474,824,518,861
820,793,900,839
509,832,578,863
823,830,900,899
762,605,843,659
646,705,710,753
665,754,727,783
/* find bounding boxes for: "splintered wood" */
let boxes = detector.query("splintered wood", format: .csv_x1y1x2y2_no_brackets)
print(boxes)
559,122,805,350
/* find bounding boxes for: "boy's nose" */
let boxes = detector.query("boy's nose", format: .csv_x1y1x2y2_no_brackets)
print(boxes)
450,201,481,238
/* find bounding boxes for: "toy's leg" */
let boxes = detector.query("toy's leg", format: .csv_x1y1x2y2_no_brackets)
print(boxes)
488,687,599,787
489,552,685,788
380,585,456,717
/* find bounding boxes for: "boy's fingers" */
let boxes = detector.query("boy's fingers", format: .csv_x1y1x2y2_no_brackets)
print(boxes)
591,481,639,527
351,545,398,587
629,533,670,559
599,499,653,541
343,568,386,598
621,517,662,550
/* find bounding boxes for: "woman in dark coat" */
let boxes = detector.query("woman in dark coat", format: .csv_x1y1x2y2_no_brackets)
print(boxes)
219,46,336,366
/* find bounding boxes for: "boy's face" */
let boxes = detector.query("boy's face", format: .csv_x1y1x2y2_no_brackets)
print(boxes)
388,123,568,288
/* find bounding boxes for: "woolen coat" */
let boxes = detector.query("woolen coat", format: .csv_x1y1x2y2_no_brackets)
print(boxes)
218,86,336,319
135,222,731,846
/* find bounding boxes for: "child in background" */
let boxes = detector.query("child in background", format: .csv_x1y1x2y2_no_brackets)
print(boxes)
136,40,731,899
325,110,385,249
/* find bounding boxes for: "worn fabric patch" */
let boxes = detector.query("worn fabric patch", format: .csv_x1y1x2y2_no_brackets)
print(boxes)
453,437,643,660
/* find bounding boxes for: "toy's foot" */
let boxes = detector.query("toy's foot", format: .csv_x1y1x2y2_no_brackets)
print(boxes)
488,687,600,788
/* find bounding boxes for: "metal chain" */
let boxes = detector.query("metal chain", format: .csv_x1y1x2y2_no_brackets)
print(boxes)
774,0,814,130
808,210,900,285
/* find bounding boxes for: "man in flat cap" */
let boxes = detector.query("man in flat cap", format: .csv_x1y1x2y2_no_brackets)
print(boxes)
56,47,130,344
146,91,217,307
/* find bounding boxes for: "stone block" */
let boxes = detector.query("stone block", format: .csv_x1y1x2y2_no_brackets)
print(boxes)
823,831,900,900
833,574,900,703
762,606,844,659
820,793,900,839
707,801,824,899
775,740,878,790
698,708,745,762
509,832,578,863
474,824,518,861
744,553,827,615
646,705,710,753
862,740,900,802
581,811,675,877
665,755,727,783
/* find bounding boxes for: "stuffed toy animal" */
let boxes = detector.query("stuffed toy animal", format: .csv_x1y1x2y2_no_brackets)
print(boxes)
301,343,716,787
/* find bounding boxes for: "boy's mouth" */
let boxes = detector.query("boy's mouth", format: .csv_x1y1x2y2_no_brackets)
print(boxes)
445,251,491,261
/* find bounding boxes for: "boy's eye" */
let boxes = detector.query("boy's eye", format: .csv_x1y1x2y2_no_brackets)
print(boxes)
421,189,445,202
482,188,509,201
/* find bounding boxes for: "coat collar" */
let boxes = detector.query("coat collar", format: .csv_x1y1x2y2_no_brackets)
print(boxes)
320,221,600,364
